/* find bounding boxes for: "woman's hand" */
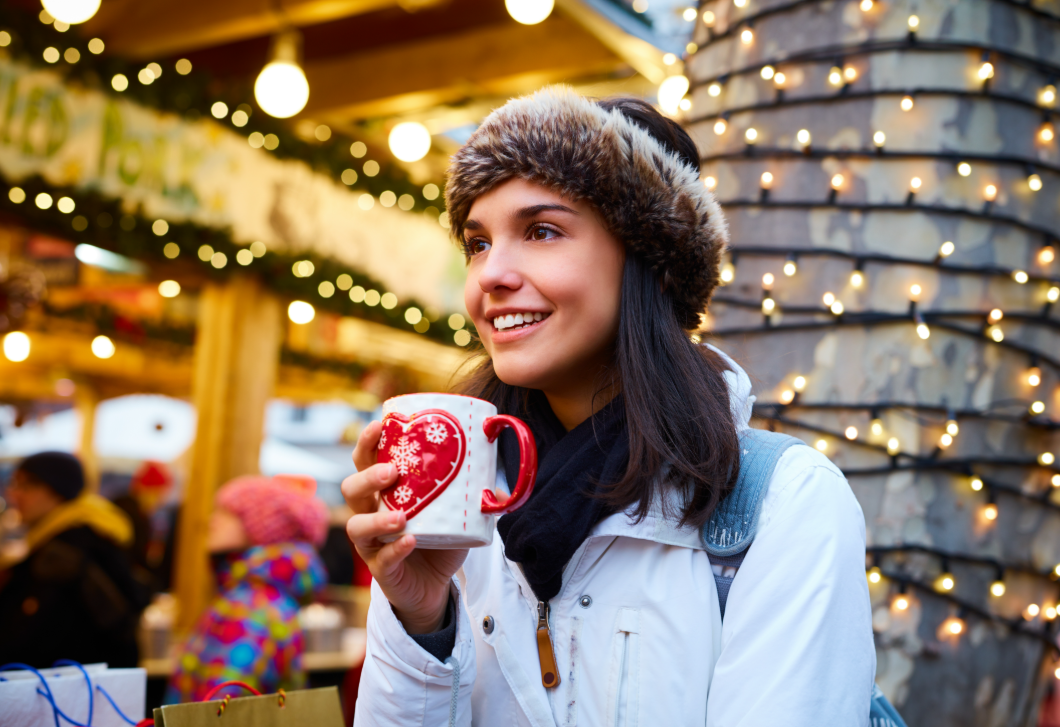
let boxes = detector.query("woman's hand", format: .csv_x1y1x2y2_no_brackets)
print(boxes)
343,421,468,634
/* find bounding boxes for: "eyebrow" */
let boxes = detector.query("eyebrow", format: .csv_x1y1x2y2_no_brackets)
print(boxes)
463,203,579,233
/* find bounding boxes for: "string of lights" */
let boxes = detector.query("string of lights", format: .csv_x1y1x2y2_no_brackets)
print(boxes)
871,567,1059,654
694,0,1060,692
752,401,1060,431
710,316,1060,372
708,248,1058,287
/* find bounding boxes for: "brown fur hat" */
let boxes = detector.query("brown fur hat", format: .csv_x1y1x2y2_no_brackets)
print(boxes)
445,85,727,328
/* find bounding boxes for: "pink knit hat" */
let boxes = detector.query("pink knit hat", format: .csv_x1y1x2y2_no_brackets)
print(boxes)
216,474,329,547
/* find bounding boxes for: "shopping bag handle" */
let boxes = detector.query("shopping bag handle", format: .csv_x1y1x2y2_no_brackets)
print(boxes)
201,682,263,702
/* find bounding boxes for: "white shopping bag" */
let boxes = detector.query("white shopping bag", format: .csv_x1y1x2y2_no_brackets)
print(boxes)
0,663,146,727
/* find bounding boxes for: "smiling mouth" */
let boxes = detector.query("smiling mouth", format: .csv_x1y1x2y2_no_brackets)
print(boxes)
493,312,550,332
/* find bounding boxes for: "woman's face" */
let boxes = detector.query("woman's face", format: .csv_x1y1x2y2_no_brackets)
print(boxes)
463,178,626,395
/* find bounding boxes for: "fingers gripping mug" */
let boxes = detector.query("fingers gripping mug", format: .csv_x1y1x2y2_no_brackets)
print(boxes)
377,393,538,548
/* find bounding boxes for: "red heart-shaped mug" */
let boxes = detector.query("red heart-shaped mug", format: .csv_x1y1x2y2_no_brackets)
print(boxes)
376,393,537,548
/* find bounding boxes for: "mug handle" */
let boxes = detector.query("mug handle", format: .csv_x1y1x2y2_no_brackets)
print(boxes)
480,415,538,514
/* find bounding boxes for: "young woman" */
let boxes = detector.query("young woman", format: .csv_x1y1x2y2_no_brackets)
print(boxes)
344,87,875,726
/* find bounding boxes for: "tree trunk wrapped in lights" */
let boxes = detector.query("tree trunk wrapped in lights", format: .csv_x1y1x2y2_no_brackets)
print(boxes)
686,0,1060,723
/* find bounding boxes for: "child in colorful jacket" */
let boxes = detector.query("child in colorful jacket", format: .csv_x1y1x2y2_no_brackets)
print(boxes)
165,475,329,703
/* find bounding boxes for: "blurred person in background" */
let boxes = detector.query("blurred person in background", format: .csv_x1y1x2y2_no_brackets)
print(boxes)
165,474,328,703
113,460,179,591
0,451,149,668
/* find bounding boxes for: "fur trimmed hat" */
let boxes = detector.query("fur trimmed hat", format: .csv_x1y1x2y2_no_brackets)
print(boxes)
445,85,727,328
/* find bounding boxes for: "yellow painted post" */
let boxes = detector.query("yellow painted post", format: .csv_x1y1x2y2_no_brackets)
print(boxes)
75,384,100,493
172,276,282,632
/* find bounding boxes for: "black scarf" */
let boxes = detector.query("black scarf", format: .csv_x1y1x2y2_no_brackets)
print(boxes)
497,391,628,602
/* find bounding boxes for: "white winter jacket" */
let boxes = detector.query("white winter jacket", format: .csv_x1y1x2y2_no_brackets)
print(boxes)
353,356,876,727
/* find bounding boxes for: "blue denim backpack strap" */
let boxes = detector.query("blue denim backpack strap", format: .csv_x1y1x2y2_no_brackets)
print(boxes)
700,429,909,727
702,429,804,615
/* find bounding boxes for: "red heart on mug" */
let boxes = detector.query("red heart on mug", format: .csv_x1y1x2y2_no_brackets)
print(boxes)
378,409,467,519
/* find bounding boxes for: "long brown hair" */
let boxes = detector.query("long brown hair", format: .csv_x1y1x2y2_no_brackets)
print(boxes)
455,97,740,528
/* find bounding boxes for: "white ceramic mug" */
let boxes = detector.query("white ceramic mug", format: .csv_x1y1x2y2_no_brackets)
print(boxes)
376,393,538,548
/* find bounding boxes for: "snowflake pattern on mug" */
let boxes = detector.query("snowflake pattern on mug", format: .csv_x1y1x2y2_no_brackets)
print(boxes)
424,421,448,445
388,436,422,475
378,430,387,450
393,484,414,505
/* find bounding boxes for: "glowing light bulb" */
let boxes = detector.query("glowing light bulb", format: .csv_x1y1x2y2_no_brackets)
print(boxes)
760,172,774,189
761,273,775,289
714,119,728,135
1031,401,1046,414
887,437,900,454
1027,367,1042,386
845,426,858,440
254,32,309,119
830,300,845,315
1039,246,1055,265
984,184,998,201
1028,604,1040,617
702,9,716,25
796,128,811,146
870,419,883,436
793,375,807,391
740,28,754,44
957,162,971,176
779,389,795,404
907,14,919,29
910,283,922,298
831,174,845,189
705,176,718,191
844,66,857,82
1029,174,1043,191
916,323,930,340
91,335,115,359
658,75,690,116
867,567,882,583
860,0,872,9
1039,85,1057,106
939,241,955,257
1049,286,1060,302
893,595,909,611
1013,269,1028,284
989,326,1004,342
900,95,914,111
1041,452,1055,466
41,0,101,24
288,300,316,324
708,82,722,97
505,0,554,24
983,503,998,520
970,477,983,491
389,122,432,162
745,127,758,143
682,6,697,21
1045,606,1057,620
3,331,30,362
978,62,994,80
1040,123,1055,143
828,67,843,87
1051,474,1059,487
761,65,775,80
873,131,886,147
815,439,828,452
774,72,786,86
783,260,797,276
720,261,734,282
822,292,836,306
850,270,864,288
936,573,955,591
988,308,1003,322
909,176,922,191
943,617,964,636
762,297,776,314
939,433,953,448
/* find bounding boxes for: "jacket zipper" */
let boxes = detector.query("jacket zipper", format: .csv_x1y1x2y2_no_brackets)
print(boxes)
536,601,561,689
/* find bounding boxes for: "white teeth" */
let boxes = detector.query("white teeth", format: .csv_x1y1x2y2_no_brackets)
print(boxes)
494,312,549,330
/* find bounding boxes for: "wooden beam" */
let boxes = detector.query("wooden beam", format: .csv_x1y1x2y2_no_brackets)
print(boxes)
554,0,670,85
86,0,428,59
302,15,622,120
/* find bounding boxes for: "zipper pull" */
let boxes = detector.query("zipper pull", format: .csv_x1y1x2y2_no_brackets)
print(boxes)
536,601,561,689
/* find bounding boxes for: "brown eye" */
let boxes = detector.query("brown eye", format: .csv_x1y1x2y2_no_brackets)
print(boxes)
530,226,557,241
464,239,491,256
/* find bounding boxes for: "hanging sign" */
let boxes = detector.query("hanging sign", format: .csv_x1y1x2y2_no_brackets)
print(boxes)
0,58,465,310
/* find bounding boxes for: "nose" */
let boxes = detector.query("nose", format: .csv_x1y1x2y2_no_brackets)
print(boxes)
476,239,524,295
